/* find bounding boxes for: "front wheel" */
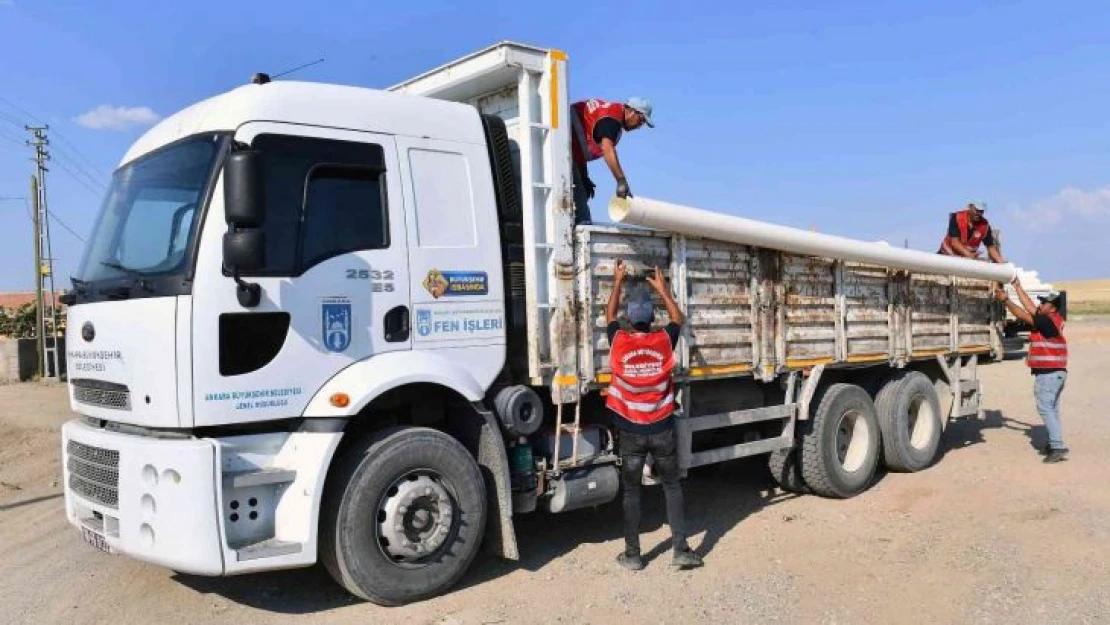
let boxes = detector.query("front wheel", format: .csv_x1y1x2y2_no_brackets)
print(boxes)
320,427,487,605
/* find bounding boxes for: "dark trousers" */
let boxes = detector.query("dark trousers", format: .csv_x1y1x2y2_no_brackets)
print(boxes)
571,163,593,225
619,427,689,555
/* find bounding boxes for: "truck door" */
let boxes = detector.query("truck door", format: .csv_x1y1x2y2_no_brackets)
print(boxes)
190,123,410,426
394,135,506,389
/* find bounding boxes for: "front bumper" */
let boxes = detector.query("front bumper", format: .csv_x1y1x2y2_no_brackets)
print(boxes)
62,419,225,575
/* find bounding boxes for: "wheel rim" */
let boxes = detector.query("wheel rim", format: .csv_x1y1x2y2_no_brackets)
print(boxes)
376,470,456,566
907,394,937,450
835,409,872,473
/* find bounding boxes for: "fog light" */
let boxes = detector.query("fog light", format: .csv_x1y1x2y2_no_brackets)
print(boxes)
142,465,158,487
139,523,155,548
141,494,156,517
330,393,350,408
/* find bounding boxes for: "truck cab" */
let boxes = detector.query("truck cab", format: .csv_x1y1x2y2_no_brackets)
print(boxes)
62,46,557,603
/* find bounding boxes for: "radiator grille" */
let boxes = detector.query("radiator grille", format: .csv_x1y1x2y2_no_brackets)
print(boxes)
66,440,119,509
72,381,131,411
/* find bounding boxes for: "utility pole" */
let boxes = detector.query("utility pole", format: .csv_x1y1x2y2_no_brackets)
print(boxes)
26,126,60,379
30,175,43,378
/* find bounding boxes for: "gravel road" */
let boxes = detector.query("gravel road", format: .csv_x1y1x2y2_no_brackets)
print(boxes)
2,319,1108,624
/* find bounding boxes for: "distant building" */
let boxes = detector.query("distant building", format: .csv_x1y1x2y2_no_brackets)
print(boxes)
0,292,61,309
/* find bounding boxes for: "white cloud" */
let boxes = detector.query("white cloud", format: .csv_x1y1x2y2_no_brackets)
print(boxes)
996,186,1110,280
1011,186,1110,229
74,105,160,131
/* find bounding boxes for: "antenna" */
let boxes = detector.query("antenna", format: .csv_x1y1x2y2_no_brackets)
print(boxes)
272,58,326,79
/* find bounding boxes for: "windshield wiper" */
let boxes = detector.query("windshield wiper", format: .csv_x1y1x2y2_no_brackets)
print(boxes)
100,260,140,276
100,261,156,293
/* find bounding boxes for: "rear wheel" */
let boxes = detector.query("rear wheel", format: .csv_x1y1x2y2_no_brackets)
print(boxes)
320,427,487,605
875,371,943,472
767,447,810,494
798,384,881,498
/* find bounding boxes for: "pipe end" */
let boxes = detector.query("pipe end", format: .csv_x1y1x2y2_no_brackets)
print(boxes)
608,196,632,223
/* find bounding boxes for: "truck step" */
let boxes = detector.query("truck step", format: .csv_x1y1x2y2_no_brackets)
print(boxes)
688,435,793,468
958,380,980,393
686,405,795,433
235,538,303,562
222,468,297,489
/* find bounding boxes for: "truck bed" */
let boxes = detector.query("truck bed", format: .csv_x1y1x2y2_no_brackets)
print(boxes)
390,42,1000,396
577,225,998,386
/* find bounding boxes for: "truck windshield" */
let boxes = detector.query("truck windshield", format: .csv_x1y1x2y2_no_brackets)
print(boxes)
75,133,225,284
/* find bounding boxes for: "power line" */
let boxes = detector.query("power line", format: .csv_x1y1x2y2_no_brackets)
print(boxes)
52,151,107,191
52,131,109,179
52,157,107,197
0,130,23,146
0,95,110,179
0,108,25,129
49,212,87,243
0,95,38,123
0,196,86,243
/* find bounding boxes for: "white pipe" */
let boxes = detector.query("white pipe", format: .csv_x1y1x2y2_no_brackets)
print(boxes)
609,196,1017,283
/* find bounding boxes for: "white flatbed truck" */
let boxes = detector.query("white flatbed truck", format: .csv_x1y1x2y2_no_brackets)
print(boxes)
61,42,1001,605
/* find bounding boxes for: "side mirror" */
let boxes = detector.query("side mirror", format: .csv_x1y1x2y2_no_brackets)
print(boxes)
224,150,265,227
223,230,266,273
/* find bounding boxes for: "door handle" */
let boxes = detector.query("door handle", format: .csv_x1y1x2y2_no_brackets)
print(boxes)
384,306,410,343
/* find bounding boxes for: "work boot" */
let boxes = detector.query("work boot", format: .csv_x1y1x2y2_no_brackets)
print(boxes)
1044,448,1069,464
617,551,644,571
671,548,704,570
1039,444,1051,456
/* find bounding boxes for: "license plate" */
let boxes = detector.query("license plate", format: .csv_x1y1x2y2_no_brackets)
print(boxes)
81,526,113,554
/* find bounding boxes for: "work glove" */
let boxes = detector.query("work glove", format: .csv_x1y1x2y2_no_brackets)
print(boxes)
615,177,632,199
585,176,596,199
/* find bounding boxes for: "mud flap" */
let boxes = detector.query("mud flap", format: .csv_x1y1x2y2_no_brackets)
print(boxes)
469,403,520,561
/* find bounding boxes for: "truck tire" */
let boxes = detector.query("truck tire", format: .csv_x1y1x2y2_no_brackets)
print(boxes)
874,371,942,472
767,447,810,494
320,426,487,606
798,384,880,499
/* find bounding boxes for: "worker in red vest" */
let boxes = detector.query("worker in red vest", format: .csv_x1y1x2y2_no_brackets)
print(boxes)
605,260,702,571
938,201,1006,263
570,97,654,224
995,279,1069,463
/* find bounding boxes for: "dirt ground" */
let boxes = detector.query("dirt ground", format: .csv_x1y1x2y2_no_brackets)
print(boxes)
2,320,1109,625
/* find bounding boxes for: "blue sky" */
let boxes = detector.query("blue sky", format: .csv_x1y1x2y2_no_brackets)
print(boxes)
1,0,1109,291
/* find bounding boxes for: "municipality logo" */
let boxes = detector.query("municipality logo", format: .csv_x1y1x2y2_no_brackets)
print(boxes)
321,298,352,353
416,309,432,337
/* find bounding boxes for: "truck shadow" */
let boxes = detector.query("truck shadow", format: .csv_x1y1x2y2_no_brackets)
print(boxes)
937,409,1005,457
174,457,797,613
493,457,799,573
938,409,1045,458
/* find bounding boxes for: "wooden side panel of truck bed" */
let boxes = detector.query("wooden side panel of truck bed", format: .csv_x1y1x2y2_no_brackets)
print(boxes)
577,226,998,386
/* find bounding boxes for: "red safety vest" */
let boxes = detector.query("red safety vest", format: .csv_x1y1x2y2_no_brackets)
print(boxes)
1027,310,1067,370
606,329,676,425
571,99,625,165
939,210,991,255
